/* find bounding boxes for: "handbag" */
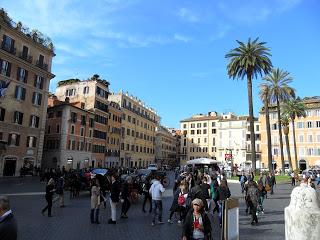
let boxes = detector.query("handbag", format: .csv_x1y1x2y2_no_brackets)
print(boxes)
265,184,271,192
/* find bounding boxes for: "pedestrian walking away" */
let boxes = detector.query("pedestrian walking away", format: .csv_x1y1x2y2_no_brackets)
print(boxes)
0,196,18,240
149,175,165,226
245,179,259,225
42,178,56,217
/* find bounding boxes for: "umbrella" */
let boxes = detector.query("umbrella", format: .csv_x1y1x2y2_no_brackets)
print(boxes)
91,168,108,176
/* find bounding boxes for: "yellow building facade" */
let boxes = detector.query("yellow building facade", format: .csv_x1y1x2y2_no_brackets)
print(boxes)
259,97,320,171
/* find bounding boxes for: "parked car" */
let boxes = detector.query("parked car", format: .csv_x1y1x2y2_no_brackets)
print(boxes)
148,164,158,171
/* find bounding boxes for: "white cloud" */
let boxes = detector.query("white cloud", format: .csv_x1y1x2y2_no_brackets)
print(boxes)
173,34,191,43
177,8,199,23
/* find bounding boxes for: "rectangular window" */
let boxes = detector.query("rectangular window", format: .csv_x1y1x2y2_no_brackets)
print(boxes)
204,138,207,143
197,123,201,128
297,122,304,128
212,122,216,127
2,35,15,54
272,123,278,130
307,121,313,128
71,125,75,134
81,115,86,125
34,75,44,89
15,86,26,101
308,135,313,143
203,123,207,127
80,128,84,136
0,107,5,121
89,118,94,127
203,129,207,134
83,86,89,94
191,123,195,128
71,112,77,123
256,125,260,131
212,137,216,146
299,135,304,142
26,136,37,148
13,111,23,125
316,121,320,128
32,92,42,106
0,60,11,77
8,133,20,146
17,67,28,83
183,124,186,128
212,129,216,134
29,115,39,128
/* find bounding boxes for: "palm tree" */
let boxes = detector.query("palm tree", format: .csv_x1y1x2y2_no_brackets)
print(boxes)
226,38,272,172
264,68,295,174
280,113,293,171
282,98,306,169
259,84,273,172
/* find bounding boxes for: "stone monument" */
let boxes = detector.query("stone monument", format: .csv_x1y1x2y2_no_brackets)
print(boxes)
285,184,320,240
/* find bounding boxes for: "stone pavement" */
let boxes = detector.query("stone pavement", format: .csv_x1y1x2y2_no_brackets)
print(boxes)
0,174,306,240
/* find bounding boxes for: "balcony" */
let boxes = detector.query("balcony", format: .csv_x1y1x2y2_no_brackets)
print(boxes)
36,60,48,71
1,42,16,55
19,52,33,63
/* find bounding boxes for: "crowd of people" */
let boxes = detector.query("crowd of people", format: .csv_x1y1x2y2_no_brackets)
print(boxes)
2,165,319,240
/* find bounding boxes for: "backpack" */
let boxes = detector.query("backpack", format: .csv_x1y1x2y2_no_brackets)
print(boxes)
178,193,186,206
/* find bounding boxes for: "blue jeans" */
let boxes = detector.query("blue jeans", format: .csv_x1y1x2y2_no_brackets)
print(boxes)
152,200,163,223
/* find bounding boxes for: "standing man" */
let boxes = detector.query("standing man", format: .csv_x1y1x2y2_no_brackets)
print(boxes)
149,175,165,226
0,196,17,240
246,179,259,225
269,172,276,195
108,174,120,224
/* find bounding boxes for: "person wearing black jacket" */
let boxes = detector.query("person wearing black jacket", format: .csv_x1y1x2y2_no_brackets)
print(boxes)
182,198,211,240
108,174,120,224
142,176,152,213
0,196,17,240
41,178,55,217
216,179,231,227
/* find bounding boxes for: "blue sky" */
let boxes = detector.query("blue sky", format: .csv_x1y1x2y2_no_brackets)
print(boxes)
2,0,319,128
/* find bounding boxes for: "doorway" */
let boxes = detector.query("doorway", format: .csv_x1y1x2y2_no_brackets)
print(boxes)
3,158,17,176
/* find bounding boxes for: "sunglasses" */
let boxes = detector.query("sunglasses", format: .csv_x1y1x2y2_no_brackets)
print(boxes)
193,204,200,206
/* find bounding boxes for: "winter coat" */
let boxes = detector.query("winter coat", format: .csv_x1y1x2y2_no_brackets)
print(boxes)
0,212,17,240
91,185,100,209
149,180,165,200
182,210,211,240
110,181,121,203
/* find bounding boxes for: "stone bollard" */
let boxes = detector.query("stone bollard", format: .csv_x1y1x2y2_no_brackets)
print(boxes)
284,184,320,240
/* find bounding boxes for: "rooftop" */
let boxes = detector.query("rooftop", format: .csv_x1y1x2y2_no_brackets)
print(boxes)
0,8,55,54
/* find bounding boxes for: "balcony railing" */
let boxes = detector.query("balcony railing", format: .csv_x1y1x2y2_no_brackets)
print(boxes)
36,60,48,71
1,42,16,55
19,52,33,63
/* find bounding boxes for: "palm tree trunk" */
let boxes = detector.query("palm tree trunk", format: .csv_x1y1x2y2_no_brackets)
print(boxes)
247,73,256,172
291,118,298,170
265,99,273,172
276,96,285,174
284,130,293,171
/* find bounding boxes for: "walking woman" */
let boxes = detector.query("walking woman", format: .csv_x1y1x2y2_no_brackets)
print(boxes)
42,178,55,217
216,179,231,227
120,176,133,218
182,198,211,240
90,178,101,224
